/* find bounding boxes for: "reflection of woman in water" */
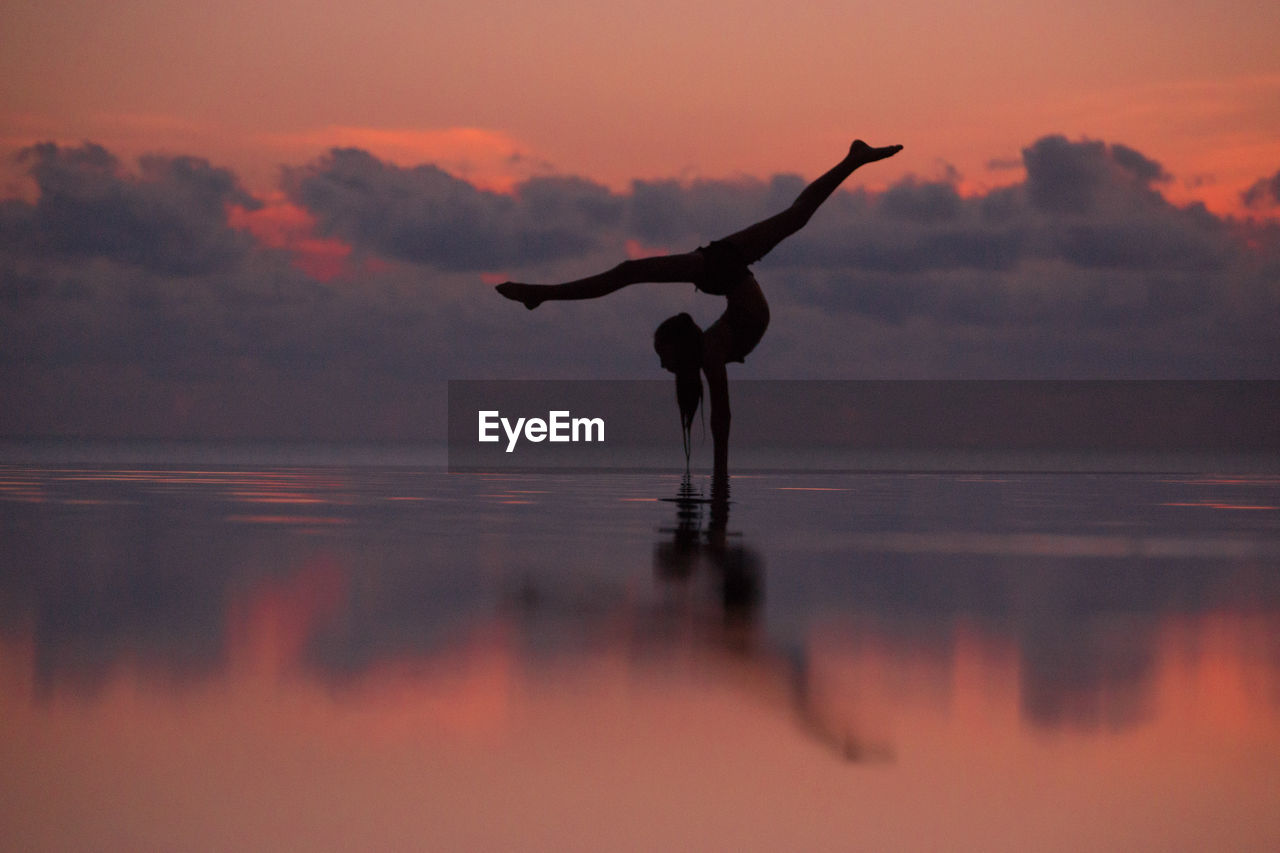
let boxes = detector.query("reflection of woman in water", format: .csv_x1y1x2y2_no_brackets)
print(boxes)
652,475,889,761
498,140,903,474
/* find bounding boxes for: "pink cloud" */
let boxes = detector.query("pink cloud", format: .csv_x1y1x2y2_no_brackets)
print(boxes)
258,126,550,193
228,194,354,281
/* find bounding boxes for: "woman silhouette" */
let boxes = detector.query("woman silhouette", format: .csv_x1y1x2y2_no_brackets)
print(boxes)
497,139,903,475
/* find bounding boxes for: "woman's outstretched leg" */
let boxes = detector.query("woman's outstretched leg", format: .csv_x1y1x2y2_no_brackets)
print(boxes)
496,140,901,308
723,140,902,264
496,252,704,309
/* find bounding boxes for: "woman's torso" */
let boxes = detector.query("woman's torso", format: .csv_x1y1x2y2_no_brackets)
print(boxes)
705,274,769,364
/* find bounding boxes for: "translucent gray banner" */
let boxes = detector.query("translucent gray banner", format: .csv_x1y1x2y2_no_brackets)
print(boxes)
447,380,1280,473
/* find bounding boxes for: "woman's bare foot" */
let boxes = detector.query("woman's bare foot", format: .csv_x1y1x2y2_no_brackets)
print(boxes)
848,140,903,166
495,281,543,310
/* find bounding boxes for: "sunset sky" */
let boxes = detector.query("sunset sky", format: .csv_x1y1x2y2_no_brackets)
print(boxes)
2,0,1278,440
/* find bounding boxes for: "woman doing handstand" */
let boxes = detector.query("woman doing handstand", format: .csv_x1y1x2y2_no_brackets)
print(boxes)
497,139,903,476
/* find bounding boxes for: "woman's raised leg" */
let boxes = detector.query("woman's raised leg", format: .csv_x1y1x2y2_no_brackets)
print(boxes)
722,140,902,264
496,140,901,308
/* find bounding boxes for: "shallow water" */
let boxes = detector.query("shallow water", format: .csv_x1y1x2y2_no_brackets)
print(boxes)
2,465,1279,851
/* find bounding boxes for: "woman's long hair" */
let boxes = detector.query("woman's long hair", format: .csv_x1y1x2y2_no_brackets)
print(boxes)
653,313,704,466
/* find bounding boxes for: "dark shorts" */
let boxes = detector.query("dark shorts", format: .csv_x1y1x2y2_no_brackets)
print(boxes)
694,239,751,296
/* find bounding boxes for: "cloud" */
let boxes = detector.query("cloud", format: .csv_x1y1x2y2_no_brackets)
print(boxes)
661,137,1229,279
879,178,964,224
2,135,1278,441
3,142,261,276
627,174,802,247
1021,135,1170,215
1242,170,1280,208
282,148,622,272
1109,144,1171,185
259,125,549,192
279,138,1232,281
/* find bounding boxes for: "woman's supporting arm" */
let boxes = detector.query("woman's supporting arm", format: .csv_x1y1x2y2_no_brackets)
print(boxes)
703,359,731,478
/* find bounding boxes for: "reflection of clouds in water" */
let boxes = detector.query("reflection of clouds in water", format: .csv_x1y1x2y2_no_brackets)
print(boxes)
1019,613,1159,731
0,467,486,696
790,546,1280,733
805,531,1280,559
2,466,1279,742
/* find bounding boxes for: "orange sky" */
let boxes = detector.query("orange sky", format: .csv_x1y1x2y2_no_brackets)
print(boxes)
2,0,1277,213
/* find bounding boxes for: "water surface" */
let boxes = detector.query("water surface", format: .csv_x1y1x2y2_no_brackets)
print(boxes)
2,465,1279,850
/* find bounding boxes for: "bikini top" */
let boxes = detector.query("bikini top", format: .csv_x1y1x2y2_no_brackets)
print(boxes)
694,239,752,296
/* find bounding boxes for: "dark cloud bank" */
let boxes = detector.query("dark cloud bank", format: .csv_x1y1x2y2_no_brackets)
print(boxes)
1,136,1277,440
